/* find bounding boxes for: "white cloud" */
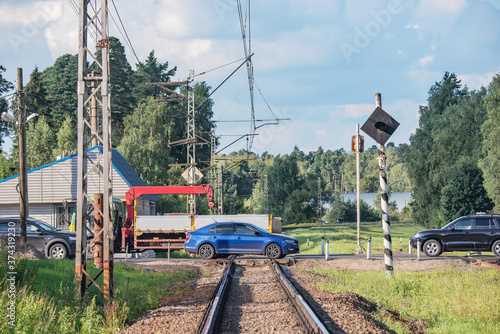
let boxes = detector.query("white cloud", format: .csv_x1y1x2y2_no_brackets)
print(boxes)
412,0,468,41
339,104,374,118
418,55,434,67
44,3,78,58
414,0,467,20
458,71,499,90
0,1,62,27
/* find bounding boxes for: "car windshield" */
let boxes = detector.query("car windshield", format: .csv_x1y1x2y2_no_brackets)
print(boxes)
33,220,57,231
441,219,460,230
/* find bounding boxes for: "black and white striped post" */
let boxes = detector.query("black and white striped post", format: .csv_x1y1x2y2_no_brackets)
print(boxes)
375,93,394,277
361,93,399,278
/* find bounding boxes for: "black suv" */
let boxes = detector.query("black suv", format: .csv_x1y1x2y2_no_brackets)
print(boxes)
410,214,500,257
0,218,77,259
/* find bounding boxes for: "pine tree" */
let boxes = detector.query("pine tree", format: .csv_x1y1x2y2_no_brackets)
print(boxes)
25,66,50,121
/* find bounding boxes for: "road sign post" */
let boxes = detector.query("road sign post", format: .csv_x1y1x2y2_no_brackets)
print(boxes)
361,93,399,278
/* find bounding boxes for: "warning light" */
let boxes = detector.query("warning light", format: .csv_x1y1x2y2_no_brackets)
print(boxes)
351,135,364,152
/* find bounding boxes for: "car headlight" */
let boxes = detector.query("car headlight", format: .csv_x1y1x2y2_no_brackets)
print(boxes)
412,232,421,239
284,239,295,243
68,236,77,242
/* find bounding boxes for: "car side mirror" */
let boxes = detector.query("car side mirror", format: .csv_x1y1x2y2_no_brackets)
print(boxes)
254,231,261,236
37,230,44,235
450,227,455,232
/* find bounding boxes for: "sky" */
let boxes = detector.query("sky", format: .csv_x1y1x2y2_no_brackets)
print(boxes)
1,0,500,156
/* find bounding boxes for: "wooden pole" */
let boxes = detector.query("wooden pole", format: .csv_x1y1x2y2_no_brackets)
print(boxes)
18,68,28,244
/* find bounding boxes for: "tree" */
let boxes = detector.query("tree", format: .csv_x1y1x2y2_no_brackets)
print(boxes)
97,37,136,144
441,158,493,222
41,54,78,126
132,50,177,102
479,74,500,211
405,72,477,227
117,96,183,186
325,195,379,223
25,116,56,169
54,116,76,158
0,65,14,150
24,66,49,121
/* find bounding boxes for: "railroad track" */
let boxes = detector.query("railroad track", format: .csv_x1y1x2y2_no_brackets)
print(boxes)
458,255,500,271
196,257,329,334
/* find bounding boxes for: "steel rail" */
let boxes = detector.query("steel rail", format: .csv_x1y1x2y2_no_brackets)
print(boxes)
270,260,330,334
196,256,235,334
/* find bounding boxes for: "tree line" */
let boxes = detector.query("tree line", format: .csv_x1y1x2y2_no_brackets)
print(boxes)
1,37,499,227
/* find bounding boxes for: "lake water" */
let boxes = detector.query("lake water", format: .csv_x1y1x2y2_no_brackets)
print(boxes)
339,191,411,210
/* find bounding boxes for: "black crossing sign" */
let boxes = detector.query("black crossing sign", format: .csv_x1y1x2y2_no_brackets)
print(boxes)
361,107,399,145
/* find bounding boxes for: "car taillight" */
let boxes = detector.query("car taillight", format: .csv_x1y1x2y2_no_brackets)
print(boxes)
185,234,191,242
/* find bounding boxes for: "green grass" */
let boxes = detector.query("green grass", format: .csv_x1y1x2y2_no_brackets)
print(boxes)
310,266,500,333
285,222,423,254
0,244,196,334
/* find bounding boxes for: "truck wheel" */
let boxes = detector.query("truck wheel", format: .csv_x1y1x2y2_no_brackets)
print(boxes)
199,244,216,259
49,243,68,259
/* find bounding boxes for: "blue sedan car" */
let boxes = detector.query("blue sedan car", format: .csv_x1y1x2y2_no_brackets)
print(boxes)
184,222,300,259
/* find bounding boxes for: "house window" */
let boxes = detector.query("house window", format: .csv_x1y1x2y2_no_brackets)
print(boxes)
54,205,76,229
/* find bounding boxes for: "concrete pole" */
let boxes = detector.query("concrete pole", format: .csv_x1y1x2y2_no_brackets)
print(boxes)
356,124,362,254
321,236,325,256
325,241,329,261
376,93,394,277
317,177,321,225
18,68,28,245
367,237,372,260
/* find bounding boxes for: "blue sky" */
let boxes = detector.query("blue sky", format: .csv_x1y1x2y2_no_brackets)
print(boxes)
1,0,499,155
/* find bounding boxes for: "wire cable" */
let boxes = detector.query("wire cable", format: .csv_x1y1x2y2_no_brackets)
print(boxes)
110,0,141,65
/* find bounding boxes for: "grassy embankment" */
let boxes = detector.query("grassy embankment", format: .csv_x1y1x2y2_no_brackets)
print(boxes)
0,247,196,334
285,221,422,254
287,222,500,333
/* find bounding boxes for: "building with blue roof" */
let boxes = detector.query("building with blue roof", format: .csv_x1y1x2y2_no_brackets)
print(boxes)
0,146,157,228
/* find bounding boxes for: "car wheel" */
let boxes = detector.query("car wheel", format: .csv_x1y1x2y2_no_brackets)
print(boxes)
49,243,68,259
492,240,500,257
199,244,216,260
265,243,282,259
423,239,442,257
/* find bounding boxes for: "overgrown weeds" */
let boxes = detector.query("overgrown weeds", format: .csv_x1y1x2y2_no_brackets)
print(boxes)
313,265,500,333
0,242,196,333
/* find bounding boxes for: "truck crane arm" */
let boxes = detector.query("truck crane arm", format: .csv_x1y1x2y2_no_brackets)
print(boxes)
125,184,214,219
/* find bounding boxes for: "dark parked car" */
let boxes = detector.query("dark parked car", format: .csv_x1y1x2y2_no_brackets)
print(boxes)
0,218,77,259
184,222,300,259
410,214,500,257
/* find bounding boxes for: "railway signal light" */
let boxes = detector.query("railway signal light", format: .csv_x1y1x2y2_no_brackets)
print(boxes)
351,135,364,152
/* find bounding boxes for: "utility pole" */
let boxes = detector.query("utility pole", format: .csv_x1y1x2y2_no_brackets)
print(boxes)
264,174,268,214
18,68,28,245
187,70,196,214
210,130,217,214
376,93,393,277
75,0,114,301
355,124,362,254
230,170,234,215
317,177,321,225
90,71,98,147
218,163,224,214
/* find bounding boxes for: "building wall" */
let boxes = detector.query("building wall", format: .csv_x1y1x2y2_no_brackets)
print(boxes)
0,149,133,205
0,204,54,226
